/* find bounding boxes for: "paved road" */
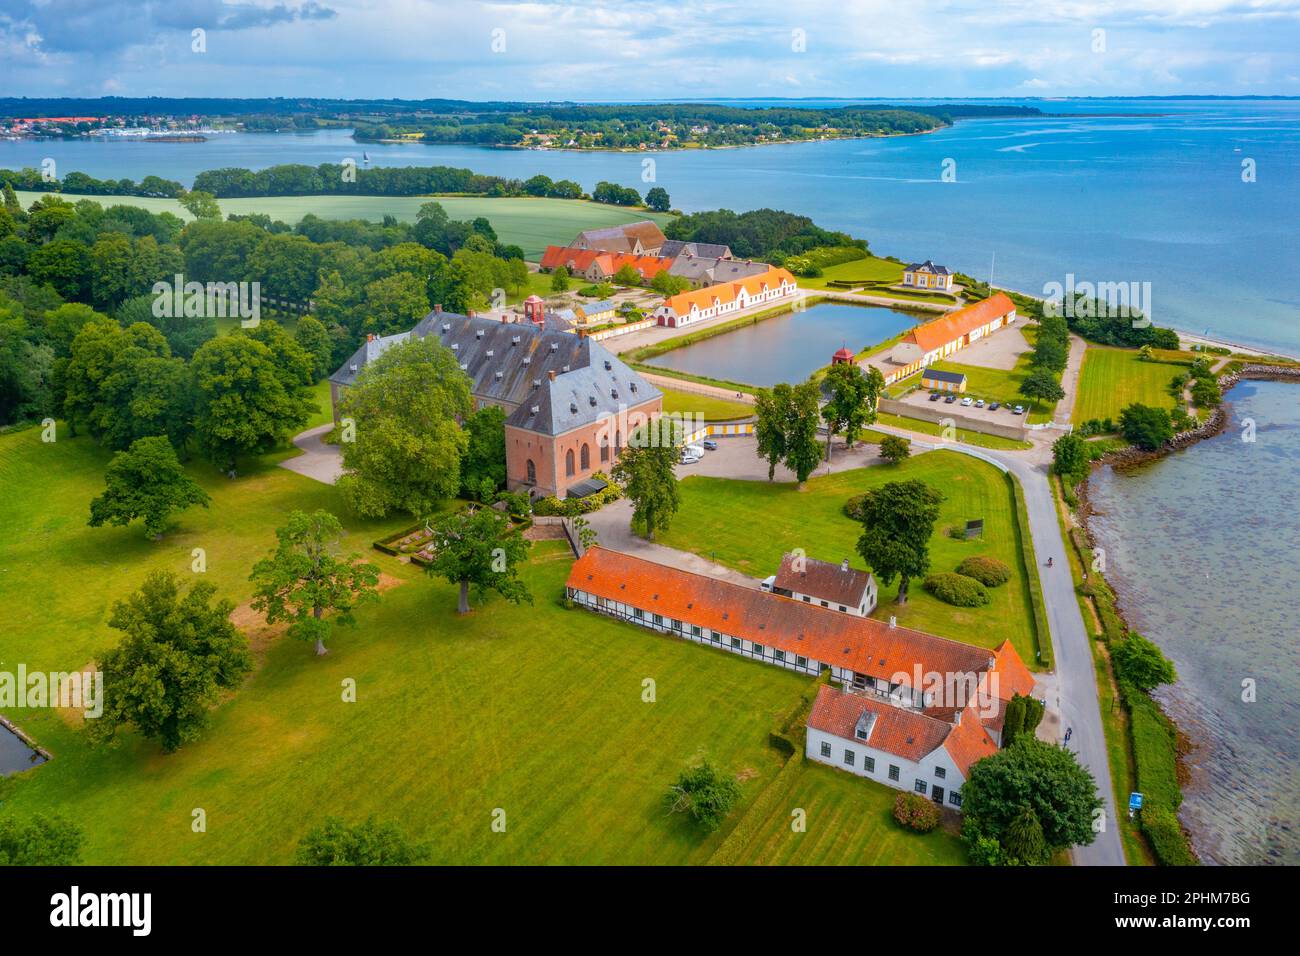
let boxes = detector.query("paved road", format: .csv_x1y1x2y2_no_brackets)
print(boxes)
867,421,1127,866
279,424,343,484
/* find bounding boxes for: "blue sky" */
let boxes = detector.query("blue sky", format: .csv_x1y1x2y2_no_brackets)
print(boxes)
3,0,1299,99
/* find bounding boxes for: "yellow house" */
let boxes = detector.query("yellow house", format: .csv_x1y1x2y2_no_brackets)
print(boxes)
921,368,967,393
575,299,617,325
903,260,954,291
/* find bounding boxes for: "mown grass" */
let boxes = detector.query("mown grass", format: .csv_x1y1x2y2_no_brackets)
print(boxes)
655,451,1041,666
0,428,832,864
658,386,753,422
1073,346,1185,424
15,191,674,260
797,257,956,305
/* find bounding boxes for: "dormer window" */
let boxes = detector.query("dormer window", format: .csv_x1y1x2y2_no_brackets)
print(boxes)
550,343,558,352
532,378,541,388
522,357,531,366
486,349,494,357
629,382,638,393
530,405,540,414
562,365,570,373
603,360,612,371
569,402,578,413
588,396,597,406
459,363,468,371
495,371,503,379
476,330,484,339
441,322,450,332
610,388,618,399
512,336,521,345
450,343,459,351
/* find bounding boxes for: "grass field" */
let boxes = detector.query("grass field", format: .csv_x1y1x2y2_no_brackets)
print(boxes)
1072,346,1184,424
15,191,674,260
658,386,753,422
725,760,965,865
656,450,1043,666
2,427,960,864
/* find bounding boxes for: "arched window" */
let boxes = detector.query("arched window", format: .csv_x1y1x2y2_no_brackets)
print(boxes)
526,459,536,484
565,449,575,477
580,443,590,470
600,438,609,463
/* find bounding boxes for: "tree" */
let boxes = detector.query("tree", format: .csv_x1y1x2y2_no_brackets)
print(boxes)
612,263,642,286
1019,367,1065,409
295,817,428,866
425,507,532,614
294,314,335,379
612,421,680,540
753,385,789,480
665,760,741,833
1119,402,1173,451
854,479,944,604
363,272,429,336
1052,432,1088,481
644,186,671,212
1111,632,1177,692
879,434,911,465
460,404,506,499
1003,805,1048,865
178,189,222,221
338,337,472,518
0,815,83,865
89,437,210,539
89,571,253,753
962,739,1102,865
191,335,313,474
650,270,690,296
784,380,823,485
550,265,571,292
821,362,882,457
249,510,382,656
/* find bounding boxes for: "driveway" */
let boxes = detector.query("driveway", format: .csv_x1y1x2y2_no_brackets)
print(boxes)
279,424,343,484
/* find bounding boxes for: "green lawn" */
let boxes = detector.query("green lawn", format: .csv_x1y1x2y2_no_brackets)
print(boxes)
873,413,1032,451
659,386,753,422
656,450,1043,666
15,191,674,260
1072,346,1185,424
797,257,955,305
0,428,828,864
724,760,965,865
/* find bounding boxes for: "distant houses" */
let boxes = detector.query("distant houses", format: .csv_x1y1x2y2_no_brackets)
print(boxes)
569,220,668,256
873,292,1017,385
650,266,797,328
565,545,1037,809
903,260,954,292
539,246,671,284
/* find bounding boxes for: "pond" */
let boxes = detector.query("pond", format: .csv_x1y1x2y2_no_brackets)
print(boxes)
643,302,919,388
0,722,46,776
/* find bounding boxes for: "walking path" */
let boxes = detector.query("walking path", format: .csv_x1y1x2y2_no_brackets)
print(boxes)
639,371,756,405
1056,333,1088,426
278,423,343,484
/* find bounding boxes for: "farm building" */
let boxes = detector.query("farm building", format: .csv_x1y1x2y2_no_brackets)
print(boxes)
768,553,877,617
650,266,797,328
921,368,967,393
874,293,1017,385
569,220,668,256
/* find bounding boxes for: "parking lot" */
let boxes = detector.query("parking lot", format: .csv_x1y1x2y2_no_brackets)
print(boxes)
900,387,1030,426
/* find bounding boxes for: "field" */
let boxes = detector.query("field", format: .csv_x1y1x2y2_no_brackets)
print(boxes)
1072,346,1184,424
658,386,753,422
14,191,674,260
0,427,963,864
655,450,1044,667
724,760,965,865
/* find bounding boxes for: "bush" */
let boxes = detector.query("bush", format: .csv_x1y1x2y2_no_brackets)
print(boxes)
843,493,867,520
893,792,940,833
1140,805,1198,866
923,572,990,607
955,555,1011,588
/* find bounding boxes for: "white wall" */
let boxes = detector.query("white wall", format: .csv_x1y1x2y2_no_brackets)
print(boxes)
805,726,967,810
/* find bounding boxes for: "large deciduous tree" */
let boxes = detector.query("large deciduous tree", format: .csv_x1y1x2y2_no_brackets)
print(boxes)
337,337,473,518
425,507,531,614
89,436,210,539
89,571,253,753
854,479,944,604
0,815,83,865
612,421,680,540
822,361,883,457
249,510,381,656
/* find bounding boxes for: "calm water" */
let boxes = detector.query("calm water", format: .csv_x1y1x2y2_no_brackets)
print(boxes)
0,724,44,776
2,98,1299,352
1088,380,1300,865
644,302,917,387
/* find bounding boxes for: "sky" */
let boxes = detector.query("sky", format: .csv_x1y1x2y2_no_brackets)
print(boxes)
2,0,1300,100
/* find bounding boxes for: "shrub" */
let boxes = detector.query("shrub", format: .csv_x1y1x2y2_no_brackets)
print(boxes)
923,572,990,607
955,555,1011,588
893,792,940,833
1139,805,1198,866
665,760,742,833
843,493,867,520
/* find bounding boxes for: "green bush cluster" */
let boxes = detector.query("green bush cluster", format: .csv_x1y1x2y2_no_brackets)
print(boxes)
955,555,1011,587
923,572,990,607
893,792,940,833
843,493,867,520
532,473,621,517
1078,418,1116,437
1139,806,1198,866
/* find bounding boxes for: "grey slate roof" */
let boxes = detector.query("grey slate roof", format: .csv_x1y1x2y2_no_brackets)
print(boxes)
667,255,769,285
922,367,966,385
329,310,659,437
660,239,733,260
905,260,951,276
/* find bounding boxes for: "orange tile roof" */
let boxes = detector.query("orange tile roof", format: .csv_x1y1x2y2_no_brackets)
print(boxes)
990,639,1036,702
659,267,794,318
904,292,1016,355
809,685,950,763
566,547,1027,695
540,246,671,280
942,701,1001,776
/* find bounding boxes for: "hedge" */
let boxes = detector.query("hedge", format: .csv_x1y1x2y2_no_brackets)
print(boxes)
955,555,1011,587
923,572,990,607
1140,805,1198,866
1128,692,1182,812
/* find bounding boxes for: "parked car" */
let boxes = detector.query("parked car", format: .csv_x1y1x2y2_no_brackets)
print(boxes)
680,453,701,465
702,439,718,450
928,392,942,402
944,394,957,403
989,402,1000,411
974,399,985,408
684,443,706,458
960,397,974,406
1012,405,1026,415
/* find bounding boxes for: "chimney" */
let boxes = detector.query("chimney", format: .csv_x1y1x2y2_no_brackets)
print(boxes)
841,558,850,573
434,304,442,313
547,369,557,381
888,616,896,629
366,334,374,342
468,309,476,318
